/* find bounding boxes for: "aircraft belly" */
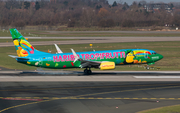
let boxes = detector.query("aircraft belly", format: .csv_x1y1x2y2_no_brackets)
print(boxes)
43,61,76,69
26,60,76,69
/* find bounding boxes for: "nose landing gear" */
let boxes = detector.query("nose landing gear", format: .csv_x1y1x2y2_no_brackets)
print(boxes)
84,68,92,75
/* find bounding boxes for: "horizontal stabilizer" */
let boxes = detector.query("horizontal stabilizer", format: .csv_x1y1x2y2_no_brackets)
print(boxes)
9,55,29,60
8,55,19,58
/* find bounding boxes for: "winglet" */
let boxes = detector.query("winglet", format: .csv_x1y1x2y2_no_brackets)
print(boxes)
70,48,79,63
54,44,63,53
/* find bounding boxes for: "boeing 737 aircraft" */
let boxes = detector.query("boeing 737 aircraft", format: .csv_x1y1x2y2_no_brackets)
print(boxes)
9,28,163,74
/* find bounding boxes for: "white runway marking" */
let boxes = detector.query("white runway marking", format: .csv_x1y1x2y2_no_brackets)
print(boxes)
134,76,180,78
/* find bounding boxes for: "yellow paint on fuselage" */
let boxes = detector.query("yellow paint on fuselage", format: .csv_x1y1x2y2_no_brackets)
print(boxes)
126,52,134,63
142,61,147,63
27,62,31,64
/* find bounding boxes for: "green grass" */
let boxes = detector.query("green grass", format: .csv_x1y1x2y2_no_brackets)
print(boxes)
1,29,180,37
0,41,180,70
0,39,78,43
36,33,180,37
138,104,180,113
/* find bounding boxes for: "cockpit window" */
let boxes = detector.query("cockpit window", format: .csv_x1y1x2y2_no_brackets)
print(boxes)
152,52,157,54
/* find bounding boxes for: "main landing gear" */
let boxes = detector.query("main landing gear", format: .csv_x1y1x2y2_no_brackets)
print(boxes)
84,68,92,75
145,65,150,70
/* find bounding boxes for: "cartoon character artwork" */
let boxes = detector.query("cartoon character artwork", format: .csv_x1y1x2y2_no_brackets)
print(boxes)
125,50,152,64
11,29,35,57
13,39,34,57
125,52,135,63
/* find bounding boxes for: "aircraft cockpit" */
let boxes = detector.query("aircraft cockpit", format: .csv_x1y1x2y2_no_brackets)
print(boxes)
151,52,157,54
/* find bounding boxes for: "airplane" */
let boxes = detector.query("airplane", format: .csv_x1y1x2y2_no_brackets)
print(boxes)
9,28,163,74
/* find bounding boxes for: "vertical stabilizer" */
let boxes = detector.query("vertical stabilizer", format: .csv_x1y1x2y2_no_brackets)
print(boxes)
9,28,47,57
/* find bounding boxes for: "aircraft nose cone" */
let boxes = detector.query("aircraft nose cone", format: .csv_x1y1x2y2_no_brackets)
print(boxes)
158,54,163,60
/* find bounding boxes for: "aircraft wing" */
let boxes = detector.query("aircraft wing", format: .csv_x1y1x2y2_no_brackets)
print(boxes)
71,49,102,68
79,59,101,68
54,44,63,53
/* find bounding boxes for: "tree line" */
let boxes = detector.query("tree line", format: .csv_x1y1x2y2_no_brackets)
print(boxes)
0,0,180,28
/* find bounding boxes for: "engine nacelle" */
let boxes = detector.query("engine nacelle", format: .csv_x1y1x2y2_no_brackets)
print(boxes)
100,62,115,70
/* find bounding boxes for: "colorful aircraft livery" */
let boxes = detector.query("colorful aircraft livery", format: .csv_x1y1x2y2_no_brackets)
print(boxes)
9,28,163,74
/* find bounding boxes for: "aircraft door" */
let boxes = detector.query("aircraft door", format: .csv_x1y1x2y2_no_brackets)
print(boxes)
38,57,43,66
144,51,148,59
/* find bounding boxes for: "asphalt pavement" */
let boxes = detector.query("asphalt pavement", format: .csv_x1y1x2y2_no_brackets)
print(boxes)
0,81,180,113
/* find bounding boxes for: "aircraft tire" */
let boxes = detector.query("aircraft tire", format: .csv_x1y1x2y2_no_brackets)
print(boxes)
146,66,150,70
87,70,92,75
84,69,88,74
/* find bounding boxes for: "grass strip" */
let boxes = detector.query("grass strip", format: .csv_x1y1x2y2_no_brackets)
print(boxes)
1,30,180,37
0,39,78,43
138,104,180,113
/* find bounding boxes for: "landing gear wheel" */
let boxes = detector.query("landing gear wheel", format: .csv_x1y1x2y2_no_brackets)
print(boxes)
84,69,88,74
87,70,92,75
146,66,150,70
84,68,92,75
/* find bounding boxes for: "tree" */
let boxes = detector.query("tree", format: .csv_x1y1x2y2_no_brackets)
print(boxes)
112,1,117,7
106,19,115,27
96,5,102,10
63,1,68,6
5,0,21,9
68,19,75,27
121,19,134,27
170,3,174,10
98,8,109,19
24,1,30,9
122,2,129,10
131,1,137,6
79,8,97,27
98,19,115,27
138,3,142,7
11,20,26,27
35,2,40,10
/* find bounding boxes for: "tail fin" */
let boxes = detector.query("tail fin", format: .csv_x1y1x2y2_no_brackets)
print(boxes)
9,28,46,57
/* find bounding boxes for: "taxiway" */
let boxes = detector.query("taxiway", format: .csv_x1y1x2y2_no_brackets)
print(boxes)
0,80,180,113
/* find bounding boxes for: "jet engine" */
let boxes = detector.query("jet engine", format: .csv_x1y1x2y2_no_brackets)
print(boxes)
100,62,115,70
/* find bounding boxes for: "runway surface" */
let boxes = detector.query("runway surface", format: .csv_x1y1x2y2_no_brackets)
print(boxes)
1,37,180,47
0,81,180,113
1,71,180,82
0,70,180,113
